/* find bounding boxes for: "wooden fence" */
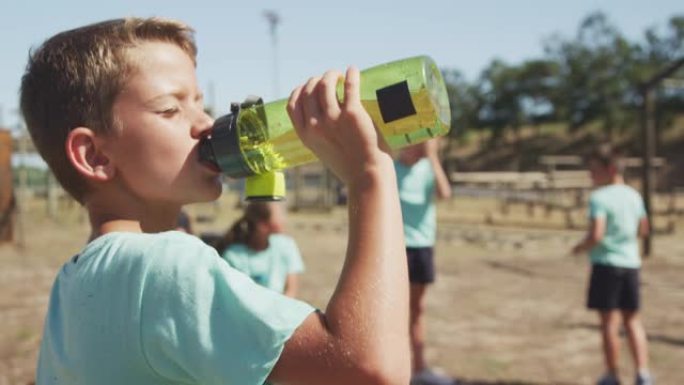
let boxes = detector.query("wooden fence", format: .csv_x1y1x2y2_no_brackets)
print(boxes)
451,159,678,231
0,130,14,242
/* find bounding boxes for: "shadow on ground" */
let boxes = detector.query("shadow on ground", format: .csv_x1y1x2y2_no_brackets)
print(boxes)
567,322,684,348
455,379,577,385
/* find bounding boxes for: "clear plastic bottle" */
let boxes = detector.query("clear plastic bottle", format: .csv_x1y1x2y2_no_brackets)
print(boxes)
199,55,451,199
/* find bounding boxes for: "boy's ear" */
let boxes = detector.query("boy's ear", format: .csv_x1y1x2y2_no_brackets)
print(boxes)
66,127,116,182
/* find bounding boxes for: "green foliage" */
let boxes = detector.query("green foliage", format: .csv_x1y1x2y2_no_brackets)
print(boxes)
442,12,684,145
443,69,481,139
12,166,50,188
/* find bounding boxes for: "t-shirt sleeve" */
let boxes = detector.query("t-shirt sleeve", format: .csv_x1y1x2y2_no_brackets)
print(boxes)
221,246,245,271
140,236,314,385
282,236,304,274
588,194,607,219
637,195,647,219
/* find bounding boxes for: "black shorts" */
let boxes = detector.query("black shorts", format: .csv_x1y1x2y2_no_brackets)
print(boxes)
407,247,435,284
587,264,640,311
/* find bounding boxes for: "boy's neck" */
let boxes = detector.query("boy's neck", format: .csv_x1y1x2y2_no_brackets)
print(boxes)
608,174,624,185
248,233,270,251
91,219,143,240
86,192,180,239
598,174,624,187
398,155,424,167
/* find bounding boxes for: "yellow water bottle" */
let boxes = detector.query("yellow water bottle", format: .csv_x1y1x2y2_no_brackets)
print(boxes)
198,55,451,200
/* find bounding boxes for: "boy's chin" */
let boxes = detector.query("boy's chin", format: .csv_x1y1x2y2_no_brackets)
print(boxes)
188,188,221,204
184,183,223,204
199,185,223,202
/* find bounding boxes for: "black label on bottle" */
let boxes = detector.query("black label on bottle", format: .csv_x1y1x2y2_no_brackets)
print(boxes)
376,81,416,123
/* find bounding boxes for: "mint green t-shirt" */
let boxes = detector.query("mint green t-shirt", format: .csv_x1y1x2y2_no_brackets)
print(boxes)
36,231,314,385
588,184,647,268
395,158,436,247
221,234,305,294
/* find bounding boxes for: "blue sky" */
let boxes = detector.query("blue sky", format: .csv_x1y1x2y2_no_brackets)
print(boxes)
0,0,681,129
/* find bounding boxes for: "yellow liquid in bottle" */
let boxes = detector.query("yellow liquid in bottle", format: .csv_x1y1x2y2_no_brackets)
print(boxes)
236,55,451,175
238,86,447,175
361,86,448,147
205,55,452,181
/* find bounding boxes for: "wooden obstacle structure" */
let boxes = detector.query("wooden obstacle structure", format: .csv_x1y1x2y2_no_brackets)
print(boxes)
0,129,14,243
450,170,591,228
288,164,341,211
450,156,676,230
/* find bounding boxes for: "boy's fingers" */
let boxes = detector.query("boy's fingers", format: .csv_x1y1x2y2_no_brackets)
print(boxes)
287,86,305,134
343,66,360,109
302,76,323,128
318,70,343,122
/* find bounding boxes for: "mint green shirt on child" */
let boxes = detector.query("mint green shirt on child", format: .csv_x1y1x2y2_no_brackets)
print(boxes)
395,158,436,247
36,231,314,385
221,234,305,294
588,184,647,269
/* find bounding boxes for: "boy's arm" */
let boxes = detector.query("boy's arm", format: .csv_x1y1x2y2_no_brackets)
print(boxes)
425,138,452,200
572,217,605,255
282,273,299,298
269,67,410,385
638,216,650,238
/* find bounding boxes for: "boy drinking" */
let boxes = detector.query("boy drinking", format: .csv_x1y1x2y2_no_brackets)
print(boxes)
21,17,409,385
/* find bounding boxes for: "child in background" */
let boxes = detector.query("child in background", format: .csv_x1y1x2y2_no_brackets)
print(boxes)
571,144,653,385
395,137,453,385
22,17,409,385
216,202,304,298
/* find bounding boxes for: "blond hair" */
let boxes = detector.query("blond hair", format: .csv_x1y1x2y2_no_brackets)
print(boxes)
20,17,197,203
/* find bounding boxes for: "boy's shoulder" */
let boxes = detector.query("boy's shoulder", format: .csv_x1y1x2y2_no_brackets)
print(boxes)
83,230,219,269
269,233,297,247
591,183,642,201
89,230,207,248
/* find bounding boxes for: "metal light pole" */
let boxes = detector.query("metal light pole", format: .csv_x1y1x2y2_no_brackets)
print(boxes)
263,10,281,99
641,87,655,257
262,10,301,207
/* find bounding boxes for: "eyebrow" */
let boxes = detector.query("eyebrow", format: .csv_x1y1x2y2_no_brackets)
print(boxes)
144,91,204,106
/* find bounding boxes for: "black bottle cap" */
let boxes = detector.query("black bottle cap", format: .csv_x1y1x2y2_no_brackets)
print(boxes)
198,107,255,178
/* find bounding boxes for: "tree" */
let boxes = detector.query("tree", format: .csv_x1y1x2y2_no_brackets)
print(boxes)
442,69,481,140
476,60,525,145
638,16,684,146
438,11,684,153
544,12,636,137
516,59,560,127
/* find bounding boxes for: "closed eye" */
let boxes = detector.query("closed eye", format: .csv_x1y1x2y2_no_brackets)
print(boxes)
157,107,180,117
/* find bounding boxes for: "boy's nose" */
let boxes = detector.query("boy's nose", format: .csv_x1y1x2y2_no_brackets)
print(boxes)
191,108,214,139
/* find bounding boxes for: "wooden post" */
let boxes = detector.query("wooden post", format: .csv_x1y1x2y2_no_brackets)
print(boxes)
15,130,28,249
638,57,684,257
46,170,58,218
0,129,14,243
641,88,655,257
323,168,333,210
291,167,301,211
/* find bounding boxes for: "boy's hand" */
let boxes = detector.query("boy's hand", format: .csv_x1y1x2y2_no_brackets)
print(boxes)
571,243,583,256
571,240,590,257
287,67,392,187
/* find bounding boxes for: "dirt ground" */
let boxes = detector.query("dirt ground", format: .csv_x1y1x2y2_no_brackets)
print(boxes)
1,195,683,385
